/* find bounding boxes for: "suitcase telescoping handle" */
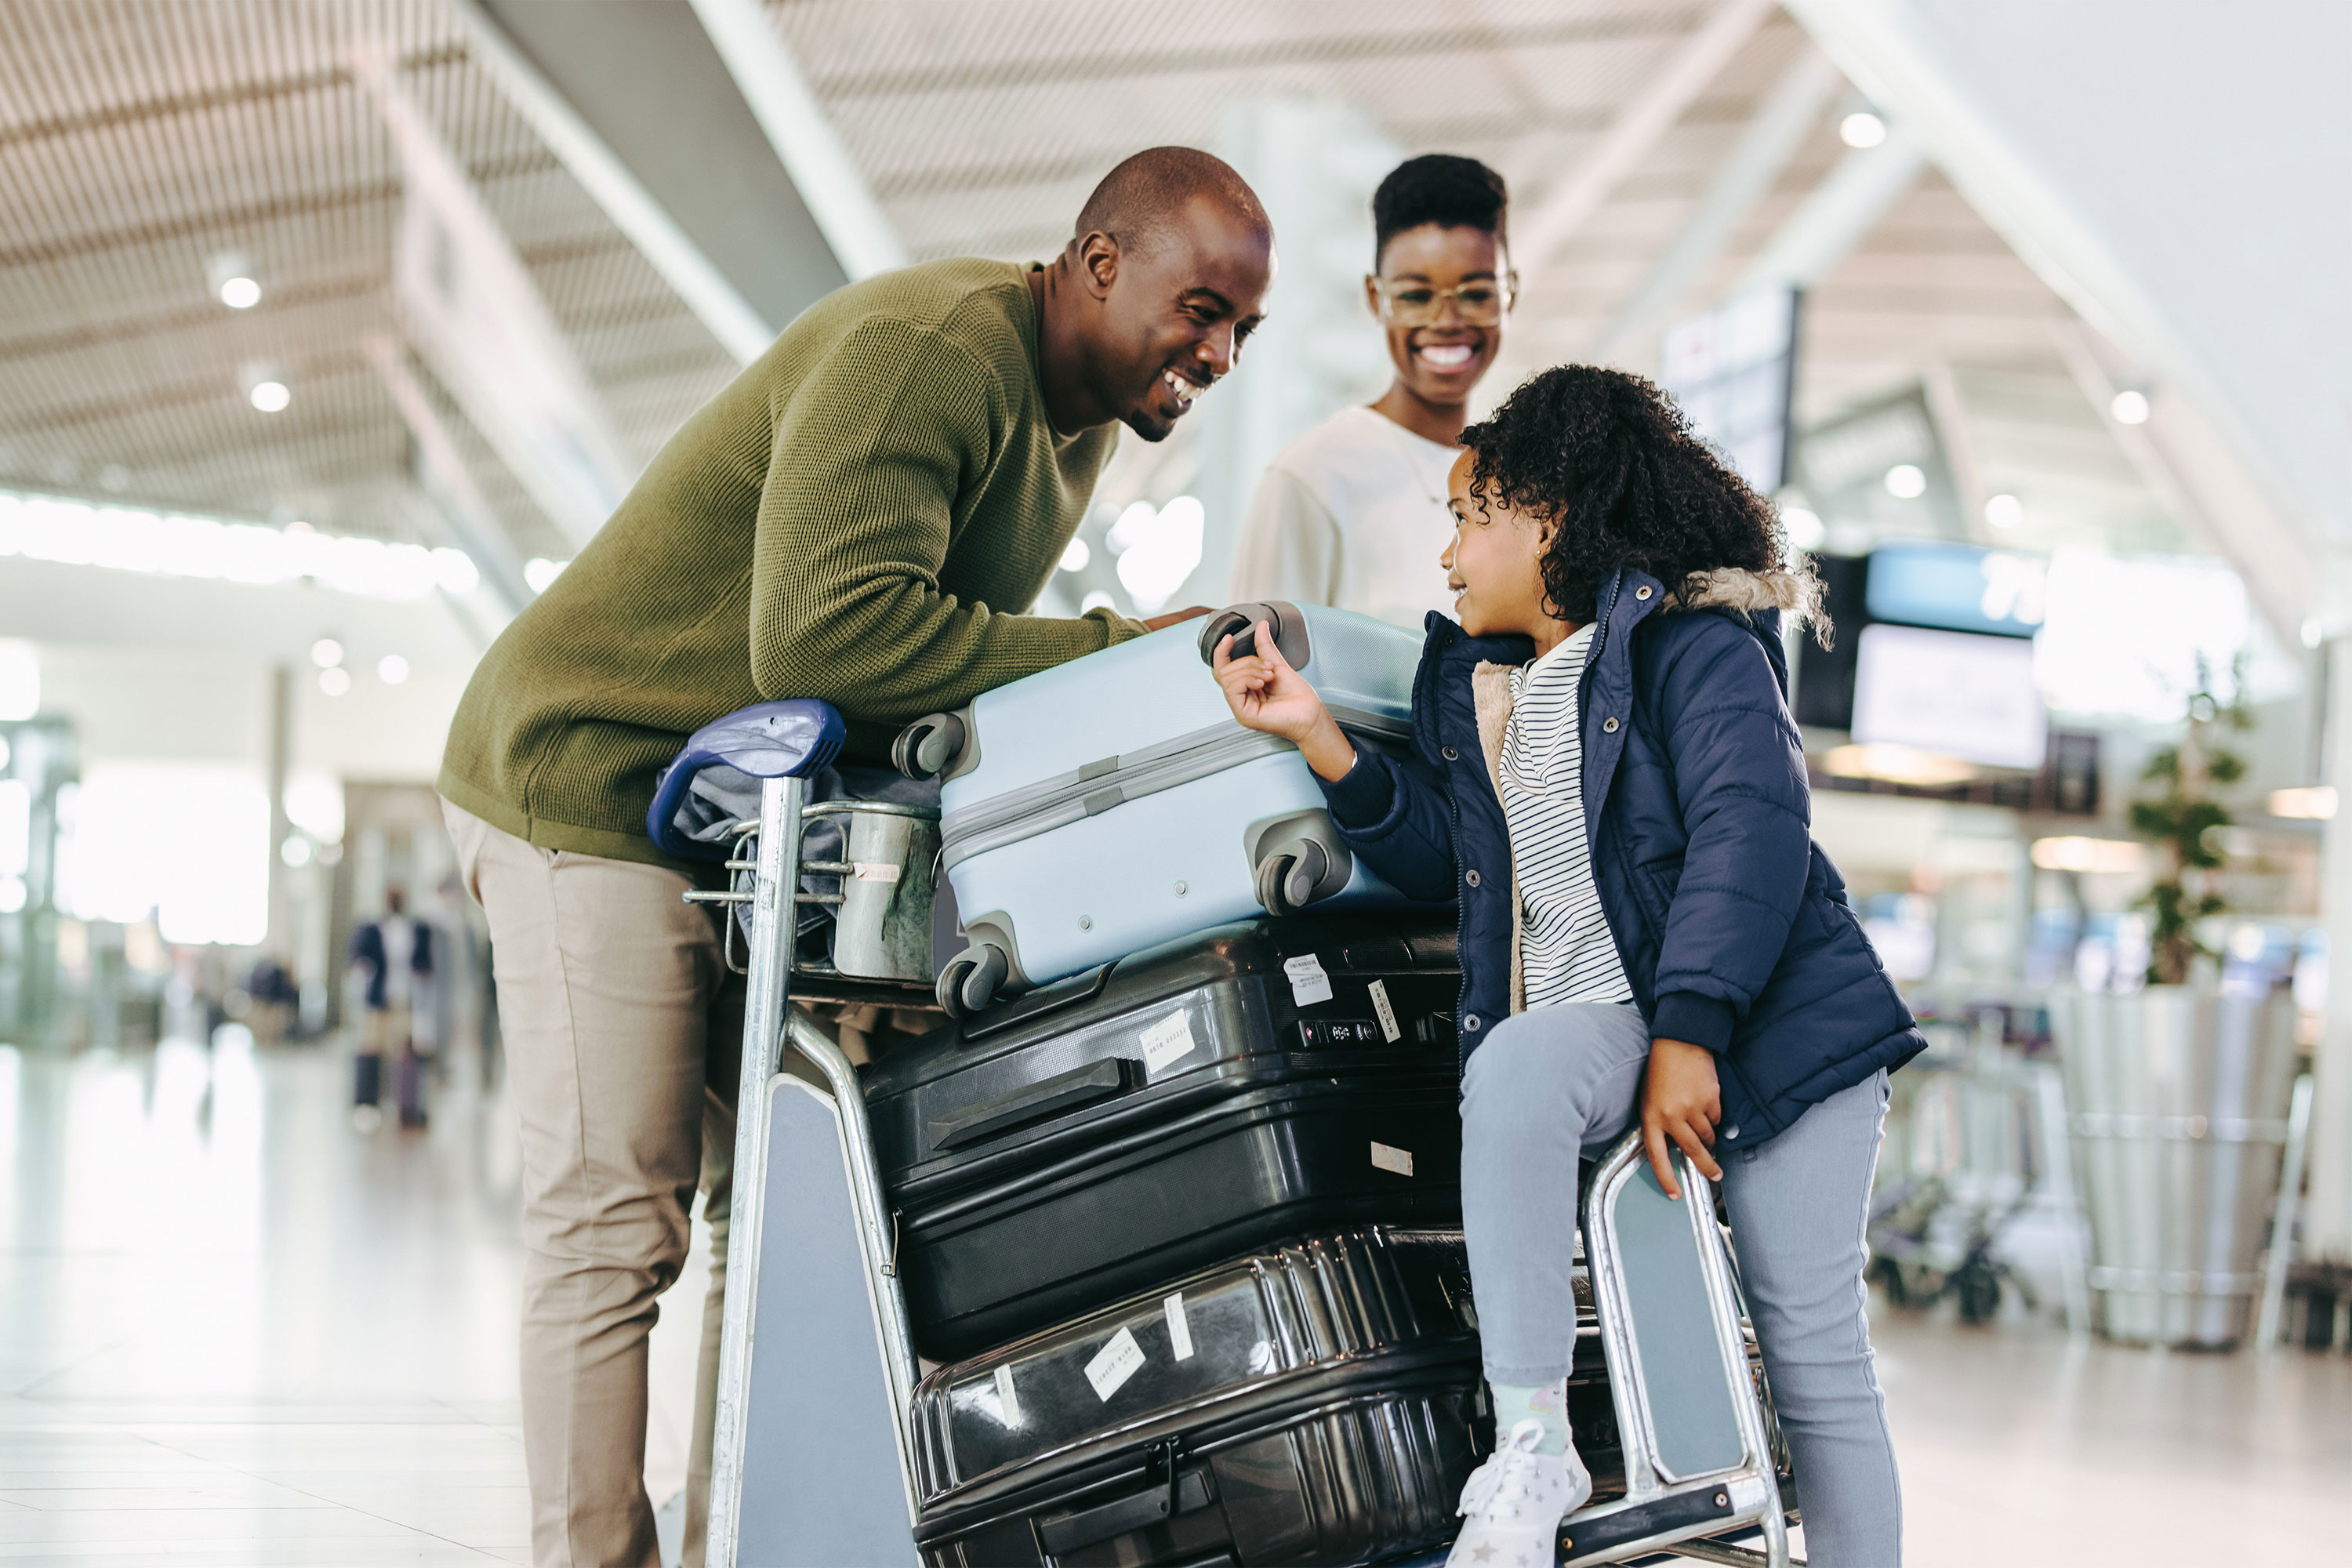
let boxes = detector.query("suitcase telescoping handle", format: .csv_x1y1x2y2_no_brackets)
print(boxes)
1197,601,1310,669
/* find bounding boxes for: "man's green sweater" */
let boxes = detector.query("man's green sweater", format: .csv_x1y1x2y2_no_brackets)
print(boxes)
438,258,1140,867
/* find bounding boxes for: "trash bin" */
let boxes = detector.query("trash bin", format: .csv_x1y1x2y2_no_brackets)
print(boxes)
2053,989,2299,1346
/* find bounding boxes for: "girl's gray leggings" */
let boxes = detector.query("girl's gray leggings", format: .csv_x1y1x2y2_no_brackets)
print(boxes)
1460,1001,1903,1566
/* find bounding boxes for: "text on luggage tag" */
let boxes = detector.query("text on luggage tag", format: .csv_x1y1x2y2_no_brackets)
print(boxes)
1282,953,1334,1007
1371,1142,1415,1177
1367,978,1401,1042
993,1363,1024,1427
1084,1326,1147,1400
1140,1010,1197,1076
1163,1292,1195,1362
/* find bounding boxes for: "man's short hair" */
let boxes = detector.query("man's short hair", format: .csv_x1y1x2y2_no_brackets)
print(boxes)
1073,147,1271,260
1372,154,1509,269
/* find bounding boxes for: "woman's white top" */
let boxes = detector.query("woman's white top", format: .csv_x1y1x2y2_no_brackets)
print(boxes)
1501,625,1634,1007
1228,405,1461,633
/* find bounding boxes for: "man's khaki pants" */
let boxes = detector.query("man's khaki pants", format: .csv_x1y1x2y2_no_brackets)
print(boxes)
445,802,739,1568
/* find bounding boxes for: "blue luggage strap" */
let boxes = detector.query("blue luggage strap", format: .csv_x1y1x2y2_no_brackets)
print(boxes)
646,699,847,862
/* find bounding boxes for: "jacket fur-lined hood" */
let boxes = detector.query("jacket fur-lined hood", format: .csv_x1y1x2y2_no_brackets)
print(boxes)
1659,564,1824,626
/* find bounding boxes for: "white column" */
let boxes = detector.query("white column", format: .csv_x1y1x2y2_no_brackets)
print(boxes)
2305,633,2352,1263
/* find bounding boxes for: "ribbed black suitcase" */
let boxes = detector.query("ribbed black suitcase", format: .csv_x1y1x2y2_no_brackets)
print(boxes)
909,1229,1493,1567
864,917,1464,1360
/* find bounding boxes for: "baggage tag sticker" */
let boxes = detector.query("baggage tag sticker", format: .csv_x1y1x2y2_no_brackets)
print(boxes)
1367,978,1401,1043
1084,1325,1147,1402
1140,1010,1196,1076
1283,953,1334,1007
993,1363,1023,1428
1163,1292,1195,1362
1371,1142,1414,1177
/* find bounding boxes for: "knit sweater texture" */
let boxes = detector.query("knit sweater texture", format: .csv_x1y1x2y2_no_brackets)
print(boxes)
438,258,1136,868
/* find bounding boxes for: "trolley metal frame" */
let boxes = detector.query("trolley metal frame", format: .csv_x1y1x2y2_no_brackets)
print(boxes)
697,763,1796,1568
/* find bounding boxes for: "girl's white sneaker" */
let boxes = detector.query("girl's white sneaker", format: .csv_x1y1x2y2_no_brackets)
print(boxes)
1444,1417,1592,1568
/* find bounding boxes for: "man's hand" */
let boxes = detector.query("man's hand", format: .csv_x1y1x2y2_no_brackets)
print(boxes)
1210,622,1359,782
1141,605,1214,631
1641,1036,1724,1200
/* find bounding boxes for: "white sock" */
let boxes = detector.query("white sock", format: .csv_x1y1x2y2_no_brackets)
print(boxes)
1490,1378,1571,1457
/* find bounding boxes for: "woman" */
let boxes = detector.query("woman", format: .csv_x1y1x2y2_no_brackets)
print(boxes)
1212,366,1919,1567
1229,154,1513,630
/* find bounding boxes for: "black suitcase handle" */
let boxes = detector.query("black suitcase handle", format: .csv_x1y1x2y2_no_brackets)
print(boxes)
927,1056,1143,1152
1196,601,1309,668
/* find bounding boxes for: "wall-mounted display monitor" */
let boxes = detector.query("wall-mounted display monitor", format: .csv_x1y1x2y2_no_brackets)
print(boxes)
1865,540,2047,638
1662,288,1798,493
1850,622,2048,771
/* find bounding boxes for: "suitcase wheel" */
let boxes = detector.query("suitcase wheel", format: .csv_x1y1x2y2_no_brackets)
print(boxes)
936,940,1010,1018
1254,837,1332,916
893,711,968,781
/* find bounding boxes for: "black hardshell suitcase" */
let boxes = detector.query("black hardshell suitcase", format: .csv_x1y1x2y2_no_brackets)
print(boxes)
864,917,1465,1360
909,1228,1492,1567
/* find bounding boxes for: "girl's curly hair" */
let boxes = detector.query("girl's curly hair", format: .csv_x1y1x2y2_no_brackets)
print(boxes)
1460,365,1818,636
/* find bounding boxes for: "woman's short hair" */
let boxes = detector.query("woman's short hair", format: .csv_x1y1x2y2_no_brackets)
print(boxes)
1372,154,1508,269
1459,365,1816,632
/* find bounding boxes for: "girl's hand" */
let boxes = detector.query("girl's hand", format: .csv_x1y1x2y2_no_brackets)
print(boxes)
1211,622,1359,782
1642,1037,1725,1199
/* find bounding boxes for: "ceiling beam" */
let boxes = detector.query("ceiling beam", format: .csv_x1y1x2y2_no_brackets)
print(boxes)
448,0,775,364
1513,0,1779,274
354,51,637,551
1588,45,1844,363
1726,119,1928,296
365,338,536,619
686,0,906,281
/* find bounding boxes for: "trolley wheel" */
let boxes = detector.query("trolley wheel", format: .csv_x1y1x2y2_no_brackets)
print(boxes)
935,942,1009,1018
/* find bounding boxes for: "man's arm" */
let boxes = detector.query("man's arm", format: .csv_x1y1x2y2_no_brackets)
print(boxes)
747,318,1144,721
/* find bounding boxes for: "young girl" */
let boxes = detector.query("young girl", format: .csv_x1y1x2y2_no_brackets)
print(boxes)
1213,366,1918,1566
1229,153,1513,630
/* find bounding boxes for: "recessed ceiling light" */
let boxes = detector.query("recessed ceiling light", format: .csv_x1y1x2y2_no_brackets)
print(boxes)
2110,389,2151,425
208,249,262,309
1059,538,1091,573
1884,463,1927,499
1780,506,1824,549
1839,111,1888,149
310,637,343,669
318,666,351,697
523,557,569,593
377,654,409,685
249,379,291,412
1984,493,2023,530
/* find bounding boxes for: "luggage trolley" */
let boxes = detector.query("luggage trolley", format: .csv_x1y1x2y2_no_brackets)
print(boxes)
677,699,1797,1568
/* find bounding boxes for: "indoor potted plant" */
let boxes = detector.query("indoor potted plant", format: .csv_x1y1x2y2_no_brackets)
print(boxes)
2056,657,2299,1346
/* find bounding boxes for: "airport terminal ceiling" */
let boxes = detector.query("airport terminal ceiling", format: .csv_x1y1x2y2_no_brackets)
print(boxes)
0,0,2194,582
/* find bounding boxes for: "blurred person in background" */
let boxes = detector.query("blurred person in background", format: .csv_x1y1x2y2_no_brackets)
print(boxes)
239,952,298,1045
350,885,435,1131
437,148,1274,1568
1229,154,1513,630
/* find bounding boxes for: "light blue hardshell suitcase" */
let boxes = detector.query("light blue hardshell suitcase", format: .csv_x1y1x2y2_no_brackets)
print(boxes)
896,601,1436,1014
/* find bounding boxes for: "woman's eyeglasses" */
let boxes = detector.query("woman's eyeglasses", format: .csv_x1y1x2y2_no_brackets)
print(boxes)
1370,274,1518,328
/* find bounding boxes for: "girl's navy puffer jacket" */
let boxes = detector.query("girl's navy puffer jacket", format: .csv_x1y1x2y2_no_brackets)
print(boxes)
1318,563,1925,1150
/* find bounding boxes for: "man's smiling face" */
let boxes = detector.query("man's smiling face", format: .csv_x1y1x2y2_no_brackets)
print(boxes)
1085,194,1275,441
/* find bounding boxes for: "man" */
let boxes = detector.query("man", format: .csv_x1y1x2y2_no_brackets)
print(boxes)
349,885,434,1131
437,148,1274,1568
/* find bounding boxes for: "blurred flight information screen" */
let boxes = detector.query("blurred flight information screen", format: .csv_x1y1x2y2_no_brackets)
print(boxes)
1850,623,2048,771
1662,289,1799,492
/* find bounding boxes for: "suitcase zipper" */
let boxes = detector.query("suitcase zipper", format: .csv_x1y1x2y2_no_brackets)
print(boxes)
940,708,1410,870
